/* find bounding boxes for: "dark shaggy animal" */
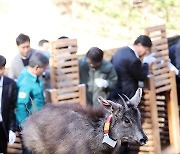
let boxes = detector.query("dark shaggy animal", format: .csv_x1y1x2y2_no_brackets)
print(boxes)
22,88,147,154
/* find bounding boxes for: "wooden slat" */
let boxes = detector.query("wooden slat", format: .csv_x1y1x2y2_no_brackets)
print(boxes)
150,32,166,40
145,140,154,146
51,39,77,49
143,93,150,100
157,106,166,112
153,49,168,57
152,38,168,46
155,78,171,87
142,118,152,123
146,135,153,140
57,66,79,73
154,44,168,51
55,47,78,54
152,62,168,71
154,55,169,64
55,72,79,80
155,85,171,93
58,91,80,100
142,101,151,106
139,106,150,112
56,60,78,67
153,67,169,76
156,95,166,100
58,98,80,104
57,79,79,87
141,112,151,118
54,54,78,62
57,86,79,93
142,123,153,129
145,25,166,33
160,131,169,135
154,73,171,81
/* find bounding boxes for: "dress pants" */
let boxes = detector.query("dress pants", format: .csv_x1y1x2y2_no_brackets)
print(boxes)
0,122,7,153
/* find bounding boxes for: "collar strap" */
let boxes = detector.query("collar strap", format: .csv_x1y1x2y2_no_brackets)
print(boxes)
104,114,113,134
102,114,117,148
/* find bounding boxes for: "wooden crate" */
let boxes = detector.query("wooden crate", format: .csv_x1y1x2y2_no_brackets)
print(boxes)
130,25,180,154
46,38,86,106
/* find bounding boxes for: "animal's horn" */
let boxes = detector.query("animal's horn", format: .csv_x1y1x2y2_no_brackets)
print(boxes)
118,94,128,110
122,94,130,105
130,88,142,107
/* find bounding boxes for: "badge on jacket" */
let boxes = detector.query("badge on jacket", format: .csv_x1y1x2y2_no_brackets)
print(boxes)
18,92,27,98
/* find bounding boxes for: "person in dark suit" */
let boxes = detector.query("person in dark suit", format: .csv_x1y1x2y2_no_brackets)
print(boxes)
111,35,156,154
111,35,155,99
0,55,17,153
169,44,180,103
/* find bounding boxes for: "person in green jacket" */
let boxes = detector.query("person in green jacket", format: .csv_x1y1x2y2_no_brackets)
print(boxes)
79,47,118,106
16,52,49,127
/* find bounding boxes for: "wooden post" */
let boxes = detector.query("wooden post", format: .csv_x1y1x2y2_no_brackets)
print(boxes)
166,71,180,153
49,42,57,89
46,89,58,104
148,76,161,154
78,84,86,106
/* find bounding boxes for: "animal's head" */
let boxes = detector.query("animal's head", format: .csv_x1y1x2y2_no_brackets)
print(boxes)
98,88,147,146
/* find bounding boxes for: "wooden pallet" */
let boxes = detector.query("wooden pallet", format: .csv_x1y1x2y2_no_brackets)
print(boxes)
46,38,86,106
130,25,180,154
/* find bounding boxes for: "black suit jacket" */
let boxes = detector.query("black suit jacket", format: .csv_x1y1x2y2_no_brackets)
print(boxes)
169,44,180,101
169,44,180,78
1,76,17,139
111,46,148,98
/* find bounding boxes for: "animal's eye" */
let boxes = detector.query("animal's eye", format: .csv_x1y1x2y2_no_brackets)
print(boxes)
124,118,130,124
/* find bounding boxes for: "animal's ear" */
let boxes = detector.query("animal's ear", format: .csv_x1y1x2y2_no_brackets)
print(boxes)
98,96,121,113
130,88,142,107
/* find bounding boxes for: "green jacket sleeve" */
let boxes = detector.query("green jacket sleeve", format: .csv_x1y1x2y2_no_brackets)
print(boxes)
107,67,118,90
16,86,31,126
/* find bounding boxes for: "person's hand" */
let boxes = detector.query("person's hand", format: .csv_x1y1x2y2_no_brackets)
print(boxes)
142,53,156,65
9,130,16,145
95,78,108,88
168,62,179,75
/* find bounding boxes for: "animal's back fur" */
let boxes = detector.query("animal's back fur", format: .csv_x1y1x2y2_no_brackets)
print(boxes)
23,103,111,154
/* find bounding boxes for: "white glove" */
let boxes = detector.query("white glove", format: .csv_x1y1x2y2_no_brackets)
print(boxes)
168,62,179,75
9,130,16,145
142,53,156,65
95,78,108,88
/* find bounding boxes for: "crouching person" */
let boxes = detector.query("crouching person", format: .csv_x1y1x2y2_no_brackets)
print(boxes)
0,55,17,153
79,47,117,106
16,52,49,154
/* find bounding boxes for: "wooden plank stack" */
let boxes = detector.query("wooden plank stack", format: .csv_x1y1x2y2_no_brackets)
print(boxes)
46,38,86,106
130,25,180,154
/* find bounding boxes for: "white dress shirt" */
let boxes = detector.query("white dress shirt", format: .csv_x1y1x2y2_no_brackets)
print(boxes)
0,76,3,122
128,45,139,59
